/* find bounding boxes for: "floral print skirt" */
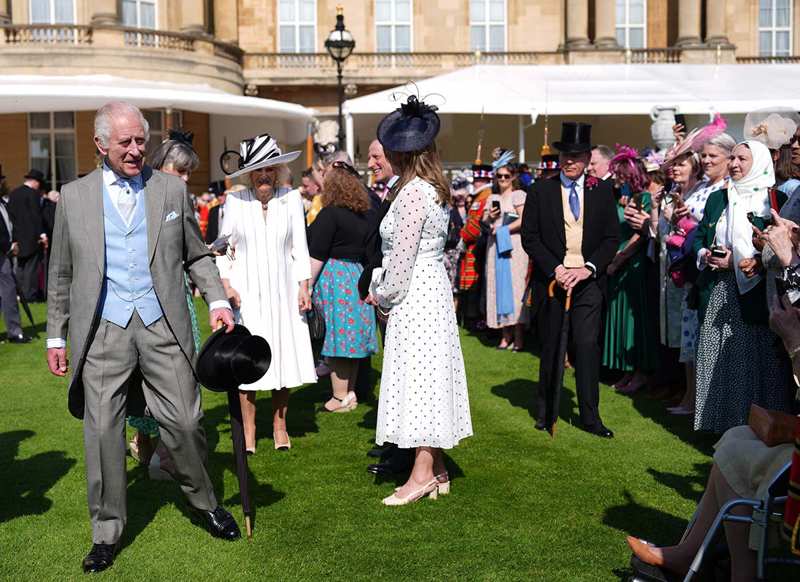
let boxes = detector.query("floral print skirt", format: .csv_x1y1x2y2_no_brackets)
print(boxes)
313,258,378,359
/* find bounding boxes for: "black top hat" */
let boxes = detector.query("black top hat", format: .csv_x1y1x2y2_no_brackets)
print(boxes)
24,168,45,183
552,122,593,153
377,95,441,153
196,325,271,392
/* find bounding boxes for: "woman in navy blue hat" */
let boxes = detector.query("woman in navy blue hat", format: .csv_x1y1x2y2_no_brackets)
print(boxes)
372,96,473,505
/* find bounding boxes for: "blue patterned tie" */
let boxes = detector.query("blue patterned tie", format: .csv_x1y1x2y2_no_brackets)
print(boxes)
568,180,580,221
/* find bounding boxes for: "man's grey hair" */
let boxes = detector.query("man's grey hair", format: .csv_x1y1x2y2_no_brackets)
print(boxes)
94,101,150,148
706,132,736,155
592,145,614,161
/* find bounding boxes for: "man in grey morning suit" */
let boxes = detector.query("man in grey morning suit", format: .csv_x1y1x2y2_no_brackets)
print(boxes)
46,102,240,574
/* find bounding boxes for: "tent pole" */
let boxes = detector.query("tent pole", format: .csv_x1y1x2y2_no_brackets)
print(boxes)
345,113,355,162
518,115,526,164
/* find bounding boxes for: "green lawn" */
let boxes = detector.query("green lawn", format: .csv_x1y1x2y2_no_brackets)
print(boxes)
0,301,718,581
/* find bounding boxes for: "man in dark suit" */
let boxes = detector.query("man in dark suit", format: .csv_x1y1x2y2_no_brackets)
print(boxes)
358,138,412,475
521,122,620,438
0,172,28,343
203,181,226,245
7,168,46,301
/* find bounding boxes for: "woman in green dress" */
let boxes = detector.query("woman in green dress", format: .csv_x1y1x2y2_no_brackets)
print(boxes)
603,147,658,393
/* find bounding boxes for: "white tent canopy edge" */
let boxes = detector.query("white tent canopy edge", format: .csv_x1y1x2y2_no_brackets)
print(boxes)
343,63,800,162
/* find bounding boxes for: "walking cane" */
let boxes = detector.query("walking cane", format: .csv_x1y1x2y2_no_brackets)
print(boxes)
545,280,572,438
214,321,254,540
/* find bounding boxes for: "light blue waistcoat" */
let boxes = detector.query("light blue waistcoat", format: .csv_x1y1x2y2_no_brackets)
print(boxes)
99,181,164,327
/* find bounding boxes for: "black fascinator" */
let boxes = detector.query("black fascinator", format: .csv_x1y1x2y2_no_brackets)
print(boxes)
168,128,194,146
377,94,441,153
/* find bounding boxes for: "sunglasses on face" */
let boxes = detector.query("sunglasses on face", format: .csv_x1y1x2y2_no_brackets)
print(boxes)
331,160,360,177
496,173,512,180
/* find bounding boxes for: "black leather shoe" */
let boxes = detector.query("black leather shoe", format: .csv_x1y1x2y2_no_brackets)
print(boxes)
367,448,412,475
7,334,32,344
367,443,396,458
534,421,548,431
191,506,241,541
585,424,614,439
82,543,117,573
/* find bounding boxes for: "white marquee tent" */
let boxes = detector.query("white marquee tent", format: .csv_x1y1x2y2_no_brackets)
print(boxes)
343,63,800,161
0,74,315,180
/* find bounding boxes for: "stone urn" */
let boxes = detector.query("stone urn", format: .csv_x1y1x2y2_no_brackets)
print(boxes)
650,106,678,152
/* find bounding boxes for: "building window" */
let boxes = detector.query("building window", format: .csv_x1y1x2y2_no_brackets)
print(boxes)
470,0,505,52
29,112,76,191
29,0,74,23
615,0,646,49
279,0,316,53
759,0,792,57
376,0,412,53
122,0,157,29
142,110,182,158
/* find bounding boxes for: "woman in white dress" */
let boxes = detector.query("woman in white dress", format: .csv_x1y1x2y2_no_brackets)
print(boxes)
218,134,317,452
372,96,473,506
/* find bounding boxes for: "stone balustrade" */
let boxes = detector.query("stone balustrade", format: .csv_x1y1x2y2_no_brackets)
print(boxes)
0,24,243,93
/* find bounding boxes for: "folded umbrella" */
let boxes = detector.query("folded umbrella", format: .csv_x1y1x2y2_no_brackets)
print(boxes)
196,323,271,540
545,280,572,437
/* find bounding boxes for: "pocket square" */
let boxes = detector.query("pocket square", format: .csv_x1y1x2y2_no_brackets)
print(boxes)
165,211,179,223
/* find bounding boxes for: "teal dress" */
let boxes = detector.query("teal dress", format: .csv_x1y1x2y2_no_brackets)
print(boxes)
602,192,657,373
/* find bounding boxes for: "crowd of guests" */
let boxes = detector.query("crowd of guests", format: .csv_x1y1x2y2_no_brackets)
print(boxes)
5,96,798,573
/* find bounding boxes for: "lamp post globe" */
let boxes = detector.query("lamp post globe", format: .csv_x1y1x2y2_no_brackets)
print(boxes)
325,7,355,150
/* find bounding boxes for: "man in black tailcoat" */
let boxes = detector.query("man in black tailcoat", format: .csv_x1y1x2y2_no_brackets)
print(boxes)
7,168,46,301
521,122,619,438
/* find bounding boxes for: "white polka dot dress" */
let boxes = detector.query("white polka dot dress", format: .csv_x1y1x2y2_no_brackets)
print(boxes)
374,177,473,449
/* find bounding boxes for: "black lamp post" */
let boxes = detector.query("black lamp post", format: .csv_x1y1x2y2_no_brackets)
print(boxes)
324,6,355,150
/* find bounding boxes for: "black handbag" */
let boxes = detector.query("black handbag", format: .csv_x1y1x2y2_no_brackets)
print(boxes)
306,302,326,341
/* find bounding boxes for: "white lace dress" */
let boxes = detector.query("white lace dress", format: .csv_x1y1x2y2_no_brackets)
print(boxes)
374,178,473,449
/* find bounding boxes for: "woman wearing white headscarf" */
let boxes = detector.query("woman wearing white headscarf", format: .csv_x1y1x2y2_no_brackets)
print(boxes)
692,140,791,433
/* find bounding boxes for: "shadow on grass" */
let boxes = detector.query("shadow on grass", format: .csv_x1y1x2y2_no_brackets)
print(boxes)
630,395,717,457
490,378,579,426
122,402,285,551
647,461,712,504
603,490,689,548
0,430,76,524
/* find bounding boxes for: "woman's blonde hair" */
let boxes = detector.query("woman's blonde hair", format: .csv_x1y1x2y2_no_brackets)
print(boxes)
389,142,451,206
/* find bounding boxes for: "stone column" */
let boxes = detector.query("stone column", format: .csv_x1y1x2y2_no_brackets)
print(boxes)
594,0,618,48
705,0,729,46
90,0,119,26
213,0,239,45
565,0,591,49
0,0,10,25
675,0,702,47
181,0,207,36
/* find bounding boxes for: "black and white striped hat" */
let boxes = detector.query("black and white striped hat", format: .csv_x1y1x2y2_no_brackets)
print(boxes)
220,133,301,179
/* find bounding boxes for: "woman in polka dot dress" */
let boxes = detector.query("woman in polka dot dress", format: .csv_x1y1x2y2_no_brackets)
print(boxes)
371,95,473,505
